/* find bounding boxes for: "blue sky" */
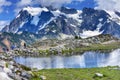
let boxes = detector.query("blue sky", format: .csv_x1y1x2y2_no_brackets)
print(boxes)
0,0,95,20
66,0,96,10
0,0,119,29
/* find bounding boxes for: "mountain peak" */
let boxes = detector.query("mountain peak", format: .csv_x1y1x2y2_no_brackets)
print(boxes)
60,7,77,14
22,6,49,16
2,7,120,39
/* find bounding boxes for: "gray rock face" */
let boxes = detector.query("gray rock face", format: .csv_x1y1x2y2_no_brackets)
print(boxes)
2,10,31,33
21,71,32,79
2,7,120,39
95,73,103,77
40,75,46,80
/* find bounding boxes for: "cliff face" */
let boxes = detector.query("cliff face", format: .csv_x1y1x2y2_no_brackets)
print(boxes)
1,7,120,50
2,7,120,39
0,32,40,51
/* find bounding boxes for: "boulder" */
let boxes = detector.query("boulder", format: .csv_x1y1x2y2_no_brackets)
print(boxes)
40,75,46,80
21,71,32,79
95,73,103,77
4,68,12,75
0,72,13,80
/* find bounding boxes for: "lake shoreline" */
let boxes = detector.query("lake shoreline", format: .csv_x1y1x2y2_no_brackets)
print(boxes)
14,49,120,70
13,42,120,57
1,34,120,80
1,47,120,80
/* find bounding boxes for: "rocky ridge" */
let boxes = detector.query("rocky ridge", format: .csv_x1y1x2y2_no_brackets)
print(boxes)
2,6,120,39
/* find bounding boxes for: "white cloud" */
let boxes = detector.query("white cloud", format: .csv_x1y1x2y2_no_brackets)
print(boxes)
0,0,12,13
34,0,84,8
95,0,120,11
15,0,84,14
0,21,9,30
17,0,32,7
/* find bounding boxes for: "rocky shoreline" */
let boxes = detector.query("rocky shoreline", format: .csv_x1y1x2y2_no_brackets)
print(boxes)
12,41,120,57
0,52,33,80
0,34,119,79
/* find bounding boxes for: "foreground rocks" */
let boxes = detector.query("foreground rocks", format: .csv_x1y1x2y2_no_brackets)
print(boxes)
0,53,32,80
95,73,103,77
40,75,47,80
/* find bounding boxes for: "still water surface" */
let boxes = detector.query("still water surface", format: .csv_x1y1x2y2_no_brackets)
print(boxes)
14,49,120,69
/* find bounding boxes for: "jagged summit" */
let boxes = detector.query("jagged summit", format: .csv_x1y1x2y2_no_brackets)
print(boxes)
2,6,120,39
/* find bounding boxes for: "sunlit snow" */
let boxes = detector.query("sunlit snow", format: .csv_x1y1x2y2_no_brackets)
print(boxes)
80,30,103,38
23,6,48,16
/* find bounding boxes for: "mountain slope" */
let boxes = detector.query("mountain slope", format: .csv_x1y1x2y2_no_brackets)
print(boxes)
2,6,120,39
0,32,40,51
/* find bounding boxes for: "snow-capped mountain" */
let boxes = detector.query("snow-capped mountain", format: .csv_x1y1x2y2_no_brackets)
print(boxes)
2,6,120,39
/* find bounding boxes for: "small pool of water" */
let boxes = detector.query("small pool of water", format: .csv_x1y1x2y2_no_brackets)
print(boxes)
14,49,120,69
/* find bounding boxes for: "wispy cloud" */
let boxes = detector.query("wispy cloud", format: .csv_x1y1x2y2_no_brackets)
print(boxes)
14,0,84,14
0,21,9,30
17,0,32,7
95,0,120,11
0,0,12,13
35,0,84,8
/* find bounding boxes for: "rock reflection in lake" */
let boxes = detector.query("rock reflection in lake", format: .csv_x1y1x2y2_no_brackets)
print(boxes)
14,49,120,69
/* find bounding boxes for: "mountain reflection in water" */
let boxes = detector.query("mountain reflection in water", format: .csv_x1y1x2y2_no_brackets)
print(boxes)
14,49,120,69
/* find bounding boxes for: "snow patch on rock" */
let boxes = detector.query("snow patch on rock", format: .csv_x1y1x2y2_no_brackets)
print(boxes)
58,33,73,39
23,6,48,16
31,16,39,26
106,10,120,25
39,17,55,31
99,18,103,22
97,23,103,30
80,30,103,38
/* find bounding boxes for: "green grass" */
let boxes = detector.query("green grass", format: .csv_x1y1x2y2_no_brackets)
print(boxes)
74,42,120,53
20,64,31,71
31,67,120,80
